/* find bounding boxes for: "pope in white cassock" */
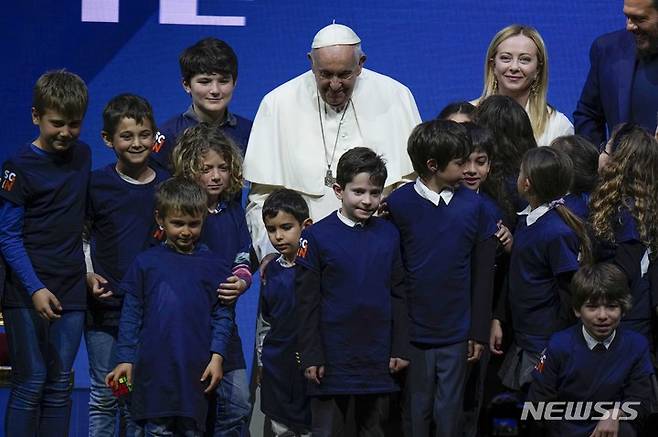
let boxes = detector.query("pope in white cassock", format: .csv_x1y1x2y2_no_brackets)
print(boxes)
243,23,422,259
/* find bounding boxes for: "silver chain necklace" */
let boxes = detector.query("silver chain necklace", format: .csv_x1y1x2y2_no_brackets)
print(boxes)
317,94,353,187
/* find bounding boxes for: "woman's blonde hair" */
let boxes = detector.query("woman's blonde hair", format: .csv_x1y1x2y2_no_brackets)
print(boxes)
171,122,243,201
590,124,658,257
480,24,551,142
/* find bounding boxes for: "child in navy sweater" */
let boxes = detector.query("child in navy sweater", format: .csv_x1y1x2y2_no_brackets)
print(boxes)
106,178,234,436
494,147,593,391
84,94,168,435
171,123,253,435
295,147,410,437
0,70,90,436
528,262,654,437
258,189,312,436
152,37,252,173
386,120,498,437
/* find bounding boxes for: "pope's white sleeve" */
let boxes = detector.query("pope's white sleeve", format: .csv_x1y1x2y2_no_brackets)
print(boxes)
245,183,278,262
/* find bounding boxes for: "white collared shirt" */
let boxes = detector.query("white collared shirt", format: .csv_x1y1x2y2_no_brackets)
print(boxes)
336,209,364,227
582,325,616,350
276,254,295,268
414,178,454,206
517,203,550,226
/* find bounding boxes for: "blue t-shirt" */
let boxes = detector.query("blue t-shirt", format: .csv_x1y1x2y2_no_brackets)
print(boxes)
199,200,252,373
0,142,91,309
151,108,252,173
386,183,497,346
260,259,310,430
529,325,653,436
509,209,580,353
115,243,234,430
87,164,169,328
295,212,402,396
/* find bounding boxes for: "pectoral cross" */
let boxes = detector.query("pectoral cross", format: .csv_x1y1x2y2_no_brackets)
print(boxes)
324,168,336,187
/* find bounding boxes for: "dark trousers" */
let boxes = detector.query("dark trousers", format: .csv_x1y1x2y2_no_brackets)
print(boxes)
402,341,468,437
462,348,490,437
311,394,389,437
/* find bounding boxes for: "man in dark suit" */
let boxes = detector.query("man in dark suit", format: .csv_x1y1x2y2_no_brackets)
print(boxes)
574,0,658,145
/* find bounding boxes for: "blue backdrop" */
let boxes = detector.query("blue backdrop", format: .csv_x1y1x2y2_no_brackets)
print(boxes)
0,0,623,395
1,1,622,166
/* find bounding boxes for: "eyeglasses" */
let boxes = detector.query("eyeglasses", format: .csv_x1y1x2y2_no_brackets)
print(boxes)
315,70,356,82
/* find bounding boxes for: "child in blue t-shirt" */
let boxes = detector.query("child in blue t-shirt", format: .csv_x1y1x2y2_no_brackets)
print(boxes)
528,262,654,437
171,123,253,435
550,134,599,220
84,94,168,435
106,178,234,436
494,147,593,391
295,147,410,437
0,70,90,436
589,124,658,341
386,120,498,437
151,37,252,173
257,188,312,436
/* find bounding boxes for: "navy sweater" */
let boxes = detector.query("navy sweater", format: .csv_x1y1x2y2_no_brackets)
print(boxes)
509,209,580,353
528,324,653,436
295,212,409,396
386,183,497,346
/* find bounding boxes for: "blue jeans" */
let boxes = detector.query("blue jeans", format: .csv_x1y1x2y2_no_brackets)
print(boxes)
214,368,251,436
136,417,201,437
3,307,85,437
85,328,135,437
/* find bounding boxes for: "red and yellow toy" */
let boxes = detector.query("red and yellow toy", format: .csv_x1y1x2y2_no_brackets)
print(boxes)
110,376,133,397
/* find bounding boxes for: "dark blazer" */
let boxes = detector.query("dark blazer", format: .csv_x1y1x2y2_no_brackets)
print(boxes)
574,30,637,146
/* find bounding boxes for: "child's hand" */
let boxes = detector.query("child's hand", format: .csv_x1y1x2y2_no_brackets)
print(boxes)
490,319,504,355
589,413,620,437
32,288,62,320
376,196,390,218
86,272,113,300
467,340,484,363
389,357,409,373
258,253,279,279
495,221,513,253
304,365,324,385
105,363,133,389
201,353,224,393
217,276,247,304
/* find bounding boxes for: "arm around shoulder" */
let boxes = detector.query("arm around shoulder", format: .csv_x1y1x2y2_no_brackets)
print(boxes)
245,183,280,262
294,263,325,369
294,230,325,369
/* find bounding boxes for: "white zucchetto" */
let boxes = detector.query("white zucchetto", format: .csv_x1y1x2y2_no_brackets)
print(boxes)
311,23,361,49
